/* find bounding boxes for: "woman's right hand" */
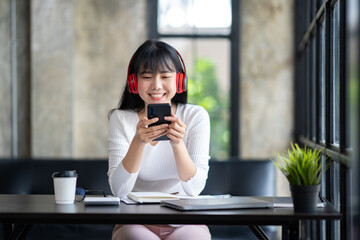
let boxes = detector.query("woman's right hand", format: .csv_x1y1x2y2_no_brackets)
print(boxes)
135,117,169,143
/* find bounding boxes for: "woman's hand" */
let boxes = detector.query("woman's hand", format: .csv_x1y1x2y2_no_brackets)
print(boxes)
135,117,169,143
164,114,186,145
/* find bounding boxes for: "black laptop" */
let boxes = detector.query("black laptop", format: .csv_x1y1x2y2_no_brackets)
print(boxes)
160,196,273,211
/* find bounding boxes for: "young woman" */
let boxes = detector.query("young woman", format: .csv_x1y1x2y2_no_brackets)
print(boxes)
108,40,211,240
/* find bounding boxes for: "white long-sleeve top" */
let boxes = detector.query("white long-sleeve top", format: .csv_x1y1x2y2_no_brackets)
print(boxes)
108,103,211,198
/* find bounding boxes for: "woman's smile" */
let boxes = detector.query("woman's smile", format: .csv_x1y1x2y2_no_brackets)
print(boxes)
149,92,166,100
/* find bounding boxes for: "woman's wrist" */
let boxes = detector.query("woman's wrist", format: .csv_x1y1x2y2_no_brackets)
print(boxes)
134,134,148,146
171,139,185,148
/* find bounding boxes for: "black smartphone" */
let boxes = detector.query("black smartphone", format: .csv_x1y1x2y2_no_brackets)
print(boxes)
147,103,171,141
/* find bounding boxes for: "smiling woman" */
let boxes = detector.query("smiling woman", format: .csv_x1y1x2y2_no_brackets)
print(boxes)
108,39,212,239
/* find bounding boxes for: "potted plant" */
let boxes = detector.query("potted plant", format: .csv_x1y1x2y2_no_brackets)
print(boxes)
272,143,331,213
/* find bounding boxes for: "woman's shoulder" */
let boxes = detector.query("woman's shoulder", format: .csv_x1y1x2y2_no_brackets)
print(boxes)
178,103,209,120
109,109,137,123
179,103,207,114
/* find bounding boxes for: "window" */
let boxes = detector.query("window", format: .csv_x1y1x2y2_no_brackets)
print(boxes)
157,0,231,35
295,0,349,239
161,38,230,158
148,0,239,159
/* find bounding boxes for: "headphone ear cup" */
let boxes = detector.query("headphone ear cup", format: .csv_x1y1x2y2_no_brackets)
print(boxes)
176,72,186,93
183,75,187,92
127,73,138,94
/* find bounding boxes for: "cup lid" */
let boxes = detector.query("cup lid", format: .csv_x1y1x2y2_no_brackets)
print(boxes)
52,170,77,178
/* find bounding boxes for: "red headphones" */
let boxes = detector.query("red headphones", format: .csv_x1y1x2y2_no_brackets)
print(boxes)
127,50,187,94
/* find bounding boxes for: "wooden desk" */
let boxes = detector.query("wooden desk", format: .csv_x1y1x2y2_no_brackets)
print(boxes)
0,195,341,240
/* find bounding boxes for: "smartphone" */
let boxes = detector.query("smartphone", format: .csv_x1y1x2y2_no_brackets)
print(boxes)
147,103,171,141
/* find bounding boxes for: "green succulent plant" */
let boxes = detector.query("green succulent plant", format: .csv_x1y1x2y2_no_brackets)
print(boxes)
272,143,331,186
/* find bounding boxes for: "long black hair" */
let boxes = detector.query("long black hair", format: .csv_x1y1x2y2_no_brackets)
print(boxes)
110,40,188,116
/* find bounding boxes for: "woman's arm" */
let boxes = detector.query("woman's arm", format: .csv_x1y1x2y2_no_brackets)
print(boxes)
108,111,136,197
108,111,170,197
165,106,211,196
165,114,197,181
122,116,169,172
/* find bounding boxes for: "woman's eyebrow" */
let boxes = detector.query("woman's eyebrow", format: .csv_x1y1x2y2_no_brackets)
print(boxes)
140,70,152,74
139,68,175,74
159,70,174,73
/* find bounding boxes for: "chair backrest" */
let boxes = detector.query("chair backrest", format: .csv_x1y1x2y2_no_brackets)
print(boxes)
0,159,32,194
0,159,112,195
201,159,275,196
201,159,277,239
0,158,275,197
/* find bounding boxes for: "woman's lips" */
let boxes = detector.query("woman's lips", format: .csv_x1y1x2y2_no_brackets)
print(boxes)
149,93,165,100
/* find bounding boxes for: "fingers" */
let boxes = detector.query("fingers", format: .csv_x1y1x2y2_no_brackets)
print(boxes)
136,117,169,143
145,127,168,141
164,114,186,128
167,128,183,140
139,117,159,128
136,114,187,144
164,114,186,145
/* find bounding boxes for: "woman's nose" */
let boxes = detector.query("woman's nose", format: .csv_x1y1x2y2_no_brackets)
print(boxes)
151,75,162,89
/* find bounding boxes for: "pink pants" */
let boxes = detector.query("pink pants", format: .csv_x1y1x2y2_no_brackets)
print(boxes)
112,224,211,240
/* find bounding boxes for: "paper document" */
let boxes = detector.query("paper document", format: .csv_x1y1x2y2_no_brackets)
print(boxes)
273,196,326,208
121,197,139,205
128,192,181,203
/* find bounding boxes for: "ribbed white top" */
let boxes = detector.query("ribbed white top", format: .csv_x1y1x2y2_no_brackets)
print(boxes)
108,104,211,198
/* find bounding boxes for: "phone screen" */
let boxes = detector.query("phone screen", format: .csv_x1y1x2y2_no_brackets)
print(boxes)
147,103,171,141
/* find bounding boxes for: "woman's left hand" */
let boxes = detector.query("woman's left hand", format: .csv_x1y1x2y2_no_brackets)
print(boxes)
164,114,186,145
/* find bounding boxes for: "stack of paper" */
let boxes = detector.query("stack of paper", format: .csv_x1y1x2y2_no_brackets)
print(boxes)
126,192,232,204
127,192,181,203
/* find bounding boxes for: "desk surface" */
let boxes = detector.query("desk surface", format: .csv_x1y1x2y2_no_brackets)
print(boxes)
0,194,341,226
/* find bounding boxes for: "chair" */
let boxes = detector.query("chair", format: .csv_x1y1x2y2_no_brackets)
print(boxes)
202,158,277,240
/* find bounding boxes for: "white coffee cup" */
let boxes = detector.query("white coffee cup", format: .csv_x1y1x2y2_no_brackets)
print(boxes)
52,170,77,204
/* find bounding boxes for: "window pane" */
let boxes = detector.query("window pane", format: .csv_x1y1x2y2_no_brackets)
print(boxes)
160,38,230,159
158,0,232,35
348,0,359,149
319,20,326,143
331,3,340,146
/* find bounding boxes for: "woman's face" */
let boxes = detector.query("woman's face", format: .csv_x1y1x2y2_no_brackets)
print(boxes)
137,68,177,106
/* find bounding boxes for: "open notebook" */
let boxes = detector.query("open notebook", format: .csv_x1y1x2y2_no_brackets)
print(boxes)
126,192,232,204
